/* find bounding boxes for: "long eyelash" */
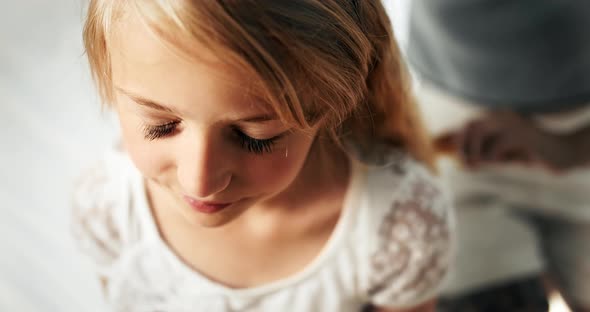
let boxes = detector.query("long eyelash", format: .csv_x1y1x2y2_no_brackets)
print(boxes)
235,130,279,154
142,121,179,141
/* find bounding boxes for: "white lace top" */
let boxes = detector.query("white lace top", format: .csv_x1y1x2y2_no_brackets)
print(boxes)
72,149,452,312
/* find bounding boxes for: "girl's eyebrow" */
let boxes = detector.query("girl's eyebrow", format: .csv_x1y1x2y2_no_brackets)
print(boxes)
237,115,277,123
116,87,177,114
116,86,278,123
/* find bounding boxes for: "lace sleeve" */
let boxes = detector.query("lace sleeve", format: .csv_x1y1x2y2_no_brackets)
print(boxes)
71,154,132,283
365,157,454,308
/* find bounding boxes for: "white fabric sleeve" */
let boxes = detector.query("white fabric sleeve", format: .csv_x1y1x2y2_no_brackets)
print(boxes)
70,152,134,291
361,155,454,309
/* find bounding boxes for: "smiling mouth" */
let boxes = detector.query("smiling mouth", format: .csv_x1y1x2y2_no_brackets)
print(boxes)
182,196,233,214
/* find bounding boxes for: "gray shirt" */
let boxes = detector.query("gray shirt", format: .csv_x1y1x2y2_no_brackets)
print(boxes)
407,0,590,113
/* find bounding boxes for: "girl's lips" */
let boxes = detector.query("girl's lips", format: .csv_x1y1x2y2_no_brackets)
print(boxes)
183,196,232,214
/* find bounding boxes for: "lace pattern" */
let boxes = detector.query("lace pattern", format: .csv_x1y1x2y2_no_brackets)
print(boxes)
71,162,125,267
368,157,452,305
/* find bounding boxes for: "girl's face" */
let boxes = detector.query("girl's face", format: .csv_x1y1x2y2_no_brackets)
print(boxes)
110,18,317,228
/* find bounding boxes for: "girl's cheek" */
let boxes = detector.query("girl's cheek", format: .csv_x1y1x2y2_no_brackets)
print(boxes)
242,139,310,190
240,159,290,192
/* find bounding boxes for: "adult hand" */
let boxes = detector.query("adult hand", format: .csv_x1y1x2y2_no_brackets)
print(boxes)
436,111,576,172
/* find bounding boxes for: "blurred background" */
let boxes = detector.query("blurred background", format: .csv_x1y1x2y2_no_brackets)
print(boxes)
0,1,117,310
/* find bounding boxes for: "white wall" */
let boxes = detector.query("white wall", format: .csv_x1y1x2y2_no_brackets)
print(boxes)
0,1,117,311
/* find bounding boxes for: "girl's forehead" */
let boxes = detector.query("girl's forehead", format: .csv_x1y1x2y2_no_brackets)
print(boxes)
110,16,267,108
111,14,226,75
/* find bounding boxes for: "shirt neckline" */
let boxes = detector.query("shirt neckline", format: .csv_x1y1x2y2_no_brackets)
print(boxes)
128,155,366,297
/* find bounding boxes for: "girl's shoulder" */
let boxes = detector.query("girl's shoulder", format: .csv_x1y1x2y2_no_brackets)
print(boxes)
346,141,448,219
353,150,454,308
71,147,143,269
363,150,449,220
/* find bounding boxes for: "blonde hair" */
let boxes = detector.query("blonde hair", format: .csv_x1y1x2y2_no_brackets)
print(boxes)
84,0,434,167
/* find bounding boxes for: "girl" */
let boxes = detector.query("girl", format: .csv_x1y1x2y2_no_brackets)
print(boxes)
72,1,452,311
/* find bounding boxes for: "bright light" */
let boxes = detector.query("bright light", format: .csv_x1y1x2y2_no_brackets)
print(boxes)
549,291,571,312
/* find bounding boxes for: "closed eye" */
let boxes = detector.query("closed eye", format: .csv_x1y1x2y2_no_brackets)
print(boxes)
233,129,283,154
142,121,180,140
